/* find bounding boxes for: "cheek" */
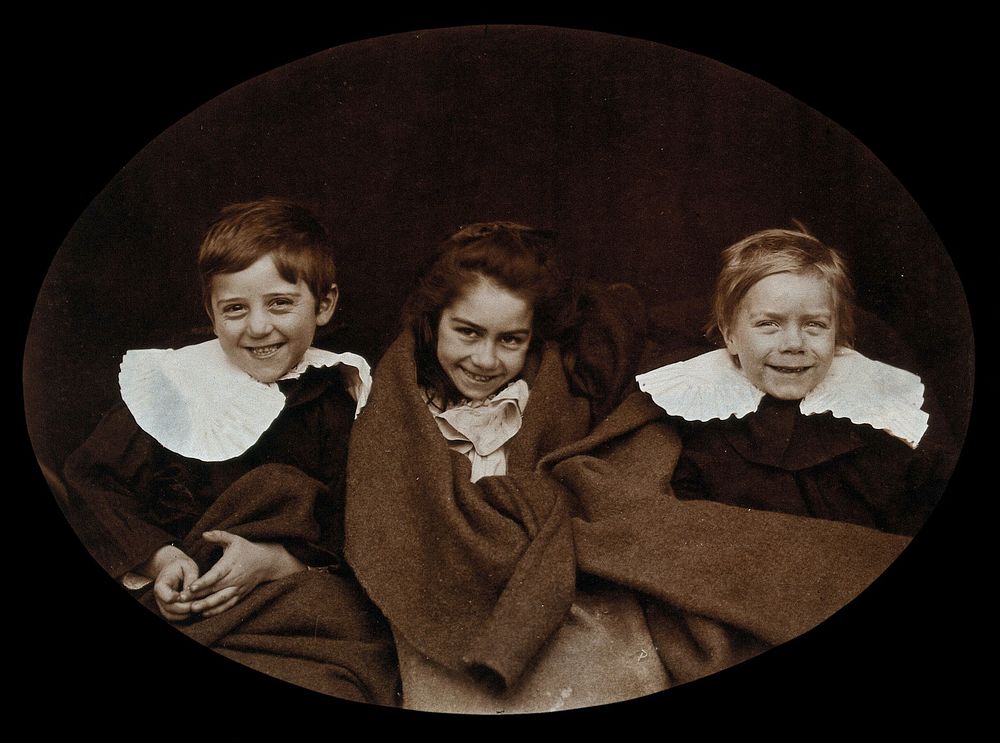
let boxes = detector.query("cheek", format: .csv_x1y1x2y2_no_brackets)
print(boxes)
295,314,320,338
435,333,459,366
504,348,528,376
733,334,768,366
753,336,779,361
809,334,837,358
213,319,236,340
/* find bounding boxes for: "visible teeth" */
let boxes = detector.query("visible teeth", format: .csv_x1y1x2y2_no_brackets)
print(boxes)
463,369,494,382
249,344,282,357
772,366,807,373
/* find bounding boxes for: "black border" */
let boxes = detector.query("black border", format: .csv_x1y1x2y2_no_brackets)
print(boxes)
24,19,981,730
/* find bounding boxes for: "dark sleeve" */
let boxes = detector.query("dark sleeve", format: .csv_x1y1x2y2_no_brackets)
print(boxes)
895,394,961,535
834,428,952,537
62,405,179,579
562,282,649,421
282,482,346,571
276,377,357,570
869,357,963,536
669,445,713,503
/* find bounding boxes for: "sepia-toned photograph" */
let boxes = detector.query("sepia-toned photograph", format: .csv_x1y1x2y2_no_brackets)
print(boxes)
23,21,979,728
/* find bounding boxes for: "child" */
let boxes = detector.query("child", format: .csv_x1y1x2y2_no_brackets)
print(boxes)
62,198,398,705
637,227,951,535
344,222,912,713
348,222,669,713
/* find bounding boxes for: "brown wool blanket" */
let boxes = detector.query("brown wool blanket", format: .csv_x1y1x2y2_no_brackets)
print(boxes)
345,332,910,691
138,464,400,705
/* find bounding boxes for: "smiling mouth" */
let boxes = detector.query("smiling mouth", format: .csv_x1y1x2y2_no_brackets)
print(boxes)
460,368,499,384
768,365,812,374
246,343,285,359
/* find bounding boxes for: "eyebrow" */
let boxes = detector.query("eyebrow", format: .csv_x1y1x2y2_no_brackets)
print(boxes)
214,290,303,308
747,309,833,320
449,315,531,336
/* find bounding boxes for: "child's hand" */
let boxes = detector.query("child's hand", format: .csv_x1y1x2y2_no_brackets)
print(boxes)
180,530,305,618
149,549,200,622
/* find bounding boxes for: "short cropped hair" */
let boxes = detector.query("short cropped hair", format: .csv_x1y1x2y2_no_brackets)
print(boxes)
709,227,856,347
198,198,336,316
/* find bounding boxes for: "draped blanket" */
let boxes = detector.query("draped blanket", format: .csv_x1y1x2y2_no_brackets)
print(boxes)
137,464,400,705
345,331,910,692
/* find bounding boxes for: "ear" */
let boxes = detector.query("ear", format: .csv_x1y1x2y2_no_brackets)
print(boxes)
206,305,221,337
315,284,339,326
721,325,738,355
204,283,220,335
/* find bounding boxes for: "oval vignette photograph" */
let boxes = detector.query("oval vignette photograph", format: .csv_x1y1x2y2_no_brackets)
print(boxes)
23,25,977,724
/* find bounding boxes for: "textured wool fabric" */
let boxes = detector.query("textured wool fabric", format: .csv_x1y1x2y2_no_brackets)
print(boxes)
345,329,910,698
63,365,359,576
133,464,399,705
62,366,400,705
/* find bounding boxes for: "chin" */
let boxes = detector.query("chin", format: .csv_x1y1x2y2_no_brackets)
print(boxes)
245,363,291,385
768,390,808,401
456,385,497,402
765,380,819,400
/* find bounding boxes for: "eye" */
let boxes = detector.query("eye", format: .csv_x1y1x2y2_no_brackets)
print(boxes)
499,334,527,348
805,321,830,331
454,326,479,338
754,320,779,329
269,297,295,310
222,303,247,317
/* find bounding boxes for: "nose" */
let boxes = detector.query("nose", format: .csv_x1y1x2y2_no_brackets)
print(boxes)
470,339,499,370
780,325,805,351
246,306,273,337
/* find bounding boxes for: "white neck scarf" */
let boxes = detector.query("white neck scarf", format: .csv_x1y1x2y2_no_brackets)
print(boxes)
427,379,531,482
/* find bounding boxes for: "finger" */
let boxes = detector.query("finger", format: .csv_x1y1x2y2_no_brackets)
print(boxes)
201,530,236,546
179,584,217,602
179,560,201,592
155,564,184,592
154,575,182,604
157,599,192,622
200,593,243,618
190,585,241,614
186,560,233,595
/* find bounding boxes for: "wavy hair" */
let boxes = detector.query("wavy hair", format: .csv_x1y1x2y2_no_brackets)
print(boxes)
402,221,577,404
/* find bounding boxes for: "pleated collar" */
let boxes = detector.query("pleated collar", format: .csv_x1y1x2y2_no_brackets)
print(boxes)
119,339,371,461
636,347,928,448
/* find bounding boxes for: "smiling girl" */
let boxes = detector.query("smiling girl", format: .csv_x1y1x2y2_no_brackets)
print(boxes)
637,228,952,535
347,222,669,712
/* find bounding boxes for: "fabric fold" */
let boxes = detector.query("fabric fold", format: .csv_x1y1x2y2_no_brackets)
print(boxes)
346,328,910,694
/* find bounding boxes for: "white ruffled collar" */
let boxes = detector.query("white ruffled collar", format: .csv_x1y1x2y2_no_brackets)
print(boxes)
119,339,372,462
636,347,928,448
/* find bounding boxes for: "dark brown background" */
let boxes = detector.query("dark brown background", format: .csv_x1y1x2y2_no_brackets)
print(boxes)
21,20,982,731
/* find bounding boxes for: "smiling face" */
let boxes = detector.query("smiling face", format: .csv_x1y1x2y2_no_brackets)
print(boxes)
435,276,533,401
210,253,337,383
723,270,837,400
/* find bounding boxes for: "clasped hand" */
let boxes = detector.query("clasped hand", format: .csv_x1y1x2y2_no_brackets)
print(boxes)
152,531,304,621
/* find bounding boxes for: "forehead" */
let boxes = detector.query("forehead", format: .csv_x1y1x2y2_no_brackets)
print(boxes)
210,253,305,298
445,277,533,328
740,271,835,314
